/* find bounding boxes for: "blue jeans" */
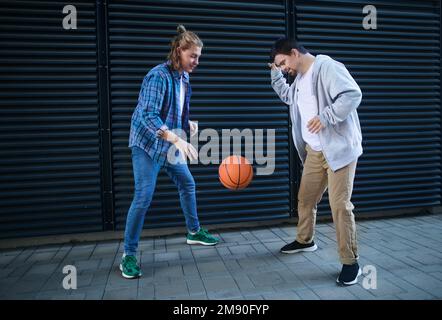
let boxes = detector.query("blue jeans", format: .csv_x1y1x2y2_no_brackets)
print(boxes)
124,146,200,256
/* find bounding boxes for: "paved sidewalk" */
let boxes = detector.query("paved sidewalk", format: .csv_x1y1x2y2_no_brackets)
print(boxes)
1,213,442,300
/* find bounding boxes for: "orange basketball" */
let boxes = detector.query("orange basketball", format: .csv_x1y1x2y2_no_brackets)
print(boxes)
218,155,253,190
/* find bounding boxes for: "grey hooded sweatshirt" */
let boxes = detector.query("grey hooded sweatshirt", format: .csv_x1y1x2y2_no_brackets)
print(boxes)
271,54,363,172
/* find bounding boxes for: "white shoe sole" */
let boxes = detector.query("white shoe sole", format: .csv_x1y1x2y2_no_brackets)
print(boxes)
119,263,142,279
186,239,218,246
336,268,362,286
280,243,318,254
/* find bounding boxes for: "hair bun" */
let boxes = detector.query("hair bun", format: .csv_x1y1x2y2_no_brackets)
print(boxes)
177,24,187,34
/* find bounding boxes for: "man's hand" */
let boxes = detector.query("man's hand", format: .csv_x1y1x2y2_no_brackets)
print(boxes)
268,63,285,78
307,116,324,134
268,63,279,71
160,130,198,162
174,138,198,162
189,120,198,137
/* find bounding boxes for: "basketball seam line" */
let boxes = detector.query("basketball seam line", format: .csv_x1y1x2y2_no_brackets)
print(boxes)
236,155,240,190
224,162,238,189
241,166,253,186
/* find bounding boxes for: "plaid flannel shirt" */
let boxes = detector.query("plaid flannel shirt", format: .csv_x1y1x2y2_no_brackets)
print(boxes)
129,62,191,166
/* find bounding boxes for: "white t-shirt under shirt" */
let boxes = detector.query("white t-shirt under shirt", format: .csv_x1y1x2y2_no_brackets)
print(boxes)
179,76,185,118
296,60,322,151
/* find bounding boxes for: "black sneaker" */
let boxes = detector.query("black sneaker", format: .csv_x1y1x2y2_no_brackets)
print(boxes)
280,240,318,254
336,263,362,286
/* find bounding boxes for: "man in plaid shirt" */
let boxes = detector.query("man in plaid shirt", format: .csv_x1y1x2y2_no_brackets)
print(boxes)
121,25,219,279
129,61,191,166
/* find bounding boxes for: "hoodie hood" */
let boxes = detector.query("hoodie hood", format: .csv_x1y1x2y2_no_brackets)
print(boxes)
293,54,332,96
311,54,333,93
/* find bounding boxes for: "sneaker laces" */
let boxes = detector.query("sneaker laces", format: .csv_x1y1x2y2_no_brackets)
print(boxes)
124,255,139,271
199,228,217,241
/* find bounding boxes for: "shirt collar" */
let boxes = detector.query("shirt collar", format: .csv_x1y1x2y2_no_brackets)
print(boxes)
166,61,189,83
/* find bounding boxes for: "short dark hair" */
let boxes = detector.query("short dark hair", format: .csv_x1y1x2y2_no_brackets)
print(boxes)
270,37,308,62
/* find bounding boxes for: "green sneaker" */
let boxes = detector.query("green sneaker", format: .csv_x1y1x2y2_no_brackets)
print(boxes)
186,227,219,246
119,255,142,279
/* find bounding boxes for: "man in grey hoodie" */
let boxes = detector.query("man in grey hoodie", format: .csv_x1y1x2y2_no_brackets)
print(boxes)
269,38,363,286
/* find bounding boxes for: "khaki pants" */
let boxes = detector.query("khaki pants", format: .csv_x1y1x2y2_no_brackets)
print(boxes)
296,145,359,265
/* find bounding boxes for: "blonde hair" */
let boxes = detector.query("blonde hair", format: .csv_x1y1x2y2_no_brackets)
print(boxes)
167,25,203,71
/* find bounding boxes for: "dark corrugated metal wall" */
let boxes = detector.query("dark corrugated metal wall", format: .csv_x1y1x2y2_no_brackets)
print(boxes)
0,1,103,238
0,0,440,239
295,0,441,215
107,0,291,230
